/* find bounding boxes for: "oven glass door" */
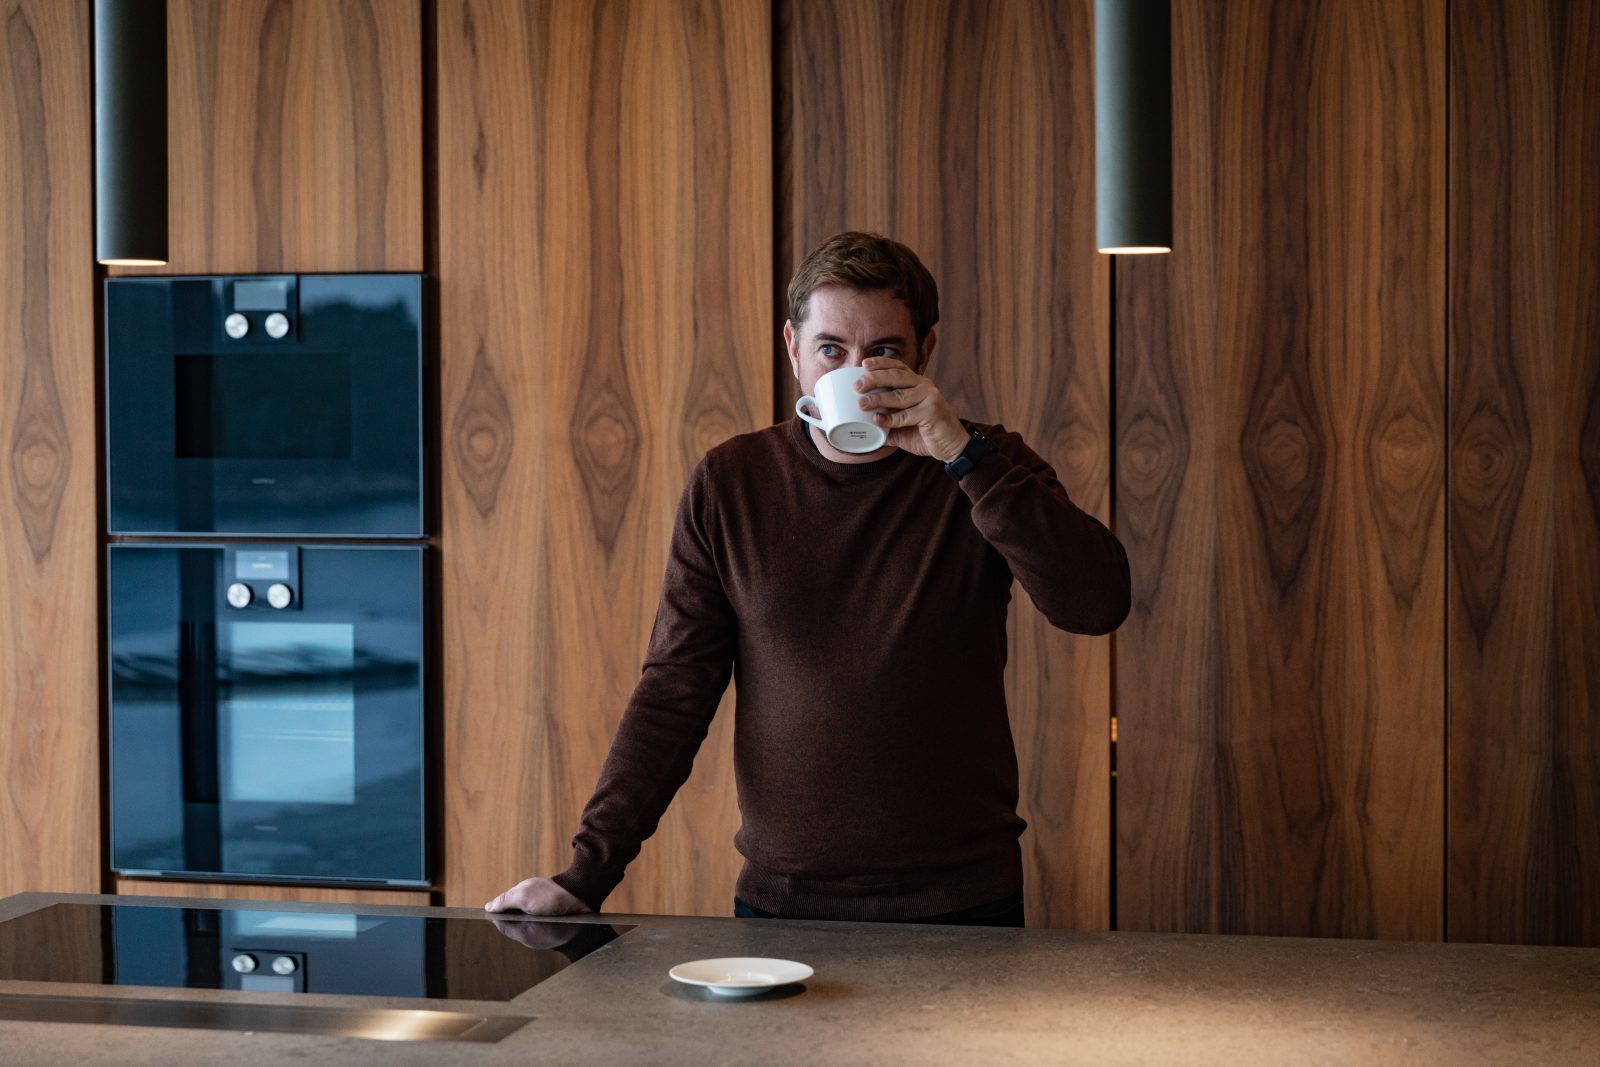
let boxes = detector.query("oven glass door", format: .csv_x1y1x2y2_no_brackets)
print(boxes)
106,274,423,537
109,545,426,885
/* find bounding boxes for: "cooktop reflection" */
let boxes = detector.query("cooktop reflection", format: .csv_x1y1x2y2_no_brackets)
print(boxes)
0,904,631,1002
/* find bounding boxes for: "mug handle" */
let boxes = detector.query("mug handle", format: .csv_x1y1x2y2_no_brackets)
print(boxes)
795,395,826,429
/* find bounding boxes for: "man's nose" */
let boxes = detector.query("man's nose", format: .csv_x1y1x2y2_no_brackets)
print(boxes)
845,350,866,367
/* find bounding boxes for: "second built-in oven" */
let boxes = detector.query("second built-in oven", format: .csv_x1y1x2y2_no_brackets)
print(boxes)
108,543,427,886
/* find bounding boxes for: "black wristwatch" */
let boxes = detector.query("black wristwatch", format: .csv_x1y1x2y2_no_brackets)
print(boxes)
944,422,997,481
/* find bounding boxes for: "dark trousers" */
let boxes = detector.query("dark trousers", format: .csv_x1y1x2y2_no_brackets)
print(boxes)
734,889,1024,928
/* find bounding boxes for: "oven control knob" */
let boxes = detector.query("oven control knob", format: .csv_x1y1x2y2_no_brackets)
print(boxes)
224,312,250,339
266,583,293,609
270,956,298,976
231,954,258,974
264,312,290,339
226,583,254,609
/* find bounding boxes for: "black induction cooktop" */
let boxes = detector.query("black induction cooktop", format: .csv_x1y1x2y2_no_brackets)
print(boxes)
0,903,631,1002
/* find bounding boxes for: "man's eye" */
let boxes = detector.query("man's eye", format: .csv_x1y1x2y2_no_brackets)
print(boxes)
871,346,896,358
820,344,842,358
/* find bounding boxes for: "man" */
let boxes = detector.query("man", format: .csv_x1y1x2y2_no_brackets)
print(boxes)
486,232,1130,926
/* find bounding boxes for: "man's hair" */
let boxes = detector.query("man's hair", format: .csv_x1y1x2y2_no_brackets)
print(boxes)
787,231,940,344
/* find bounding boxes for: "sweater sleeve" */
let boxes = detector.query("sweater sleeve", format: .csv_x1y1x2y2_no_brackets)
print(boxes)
551,458,737,911
956,423,1131,635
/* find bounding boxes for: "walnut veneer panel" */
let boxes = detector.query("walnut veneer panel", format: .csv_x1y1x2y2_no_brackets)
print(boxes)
1448,0,1600,947
1115,0,1446,939
110,0,421,274
114,879,431,906
0,0,99,897
779,0,1110,930
437,0,770,912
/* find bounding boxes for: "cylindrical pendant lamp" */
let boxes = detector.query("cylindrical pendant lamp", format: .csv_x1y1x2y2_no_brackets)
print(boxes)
95,0,168,266
1095,0,1172,254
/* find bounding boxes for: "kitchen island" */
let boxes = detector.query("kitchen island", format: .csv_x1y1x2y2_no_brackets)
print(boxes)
0,892,1596,1065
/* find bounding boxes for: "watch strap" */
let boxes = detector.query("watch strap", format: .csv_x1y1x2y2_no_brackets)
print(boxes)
944,422,997,481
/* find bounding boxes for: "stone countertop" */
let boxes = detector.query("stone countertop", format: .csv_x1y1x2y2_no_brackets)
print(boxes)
1,892,1597,1066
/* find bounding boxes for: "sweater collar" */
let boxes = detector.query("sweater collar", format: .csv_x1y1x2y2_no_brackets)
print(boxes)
788,415,913,479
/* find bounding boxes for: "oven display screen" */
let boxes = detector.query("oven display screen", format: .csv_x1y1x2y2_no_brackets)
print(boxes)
232,279,289,311
175,353,353,460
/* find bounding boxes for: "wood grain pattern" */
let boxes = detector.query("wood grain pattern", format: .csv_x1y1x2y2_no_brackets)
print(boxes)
110,0,422,274
780,0,1111,930
0,897,103,984
1115,0,1446,939
0,0,99,898
113,879,432,906
437,0,770,913
1447,0,1600,947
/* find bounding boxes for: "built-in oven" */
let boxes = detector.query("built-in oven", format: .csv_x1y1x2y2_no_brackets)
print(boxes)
108,543,427,886
105,273,423,538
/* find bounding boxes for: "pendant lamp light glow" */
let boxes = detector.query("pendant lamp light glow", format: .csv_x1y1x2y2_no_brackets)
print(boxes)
95,0,168,266
1095,0,1172,254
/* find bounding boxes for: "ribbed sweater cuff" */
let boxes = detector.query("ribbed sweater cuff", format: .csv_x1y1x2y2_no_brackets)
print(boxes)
955,447,1010,501
552,853,621,913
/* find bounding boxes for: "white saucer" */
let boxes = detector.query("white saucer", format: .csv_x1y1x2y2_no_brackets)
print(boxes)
668,957,814,997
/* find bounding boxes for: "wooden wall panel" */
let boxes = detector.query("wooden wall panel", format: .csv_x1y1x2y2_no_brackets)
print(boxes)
112,0,422,275
437,0,770,913
0,0,100,898
779,0,1111,930
1115,0,1446,939
1448,0,1600,947
114,878,431,906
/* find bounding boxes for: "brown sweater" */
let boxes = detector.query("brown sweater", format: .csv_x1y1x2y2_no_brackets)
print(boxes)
553,415,1131,920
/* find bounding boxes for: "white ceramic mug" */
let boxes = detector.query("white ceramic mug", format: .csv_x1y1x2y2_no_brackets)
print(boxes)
795,366,887,454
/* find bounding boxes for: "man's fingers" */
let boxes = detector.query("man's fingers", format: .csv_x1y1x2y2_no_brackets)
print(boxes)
859,386,918,411
856,367,920,391
485,876,591,916
873,403,920,428
884,398,949,434
485,878,535,912
860,356,912,372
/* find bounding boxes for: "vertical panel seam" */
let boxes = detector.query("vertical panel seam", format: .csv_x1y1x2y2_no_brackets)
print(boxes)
1108,252,1118,933
770,0,787,427
91,0,115,896
1442,0,1452,945
419,0,443,899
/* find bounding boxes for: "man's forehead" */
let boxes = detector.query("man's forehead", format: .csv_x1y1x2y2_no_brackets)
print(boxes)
812,332,910,349
800,286,915,335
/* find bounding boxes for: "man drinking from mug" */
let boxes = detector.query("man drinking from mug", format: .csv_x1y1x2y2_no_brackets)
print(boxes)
487,231,1131,927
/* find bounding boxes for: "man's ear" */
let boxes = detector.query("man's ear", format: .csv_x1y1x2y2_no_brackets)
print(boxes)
783,320,800,379
917,327,938,374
